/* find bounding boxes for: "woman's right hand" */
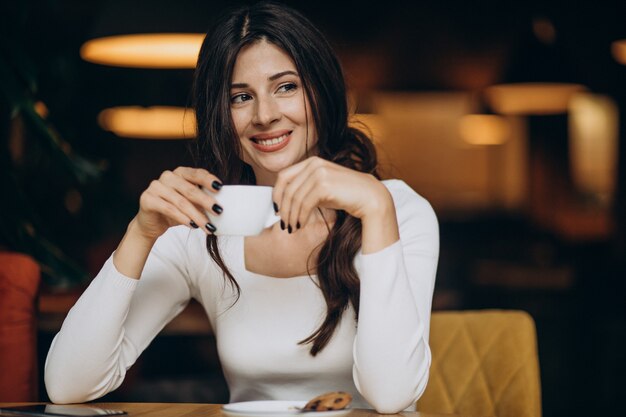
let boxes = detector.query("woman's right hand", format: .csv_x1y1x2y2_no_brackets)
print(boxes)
114,167,222,279
134,167,224,240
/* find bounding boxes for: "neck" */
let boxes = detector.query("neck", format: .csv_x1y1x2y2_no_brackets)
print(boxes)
312,207,337,228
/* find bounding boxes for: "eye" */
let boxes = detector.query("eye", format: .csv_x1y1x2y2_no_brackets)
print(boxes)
231,93,252,104
277,82,298,94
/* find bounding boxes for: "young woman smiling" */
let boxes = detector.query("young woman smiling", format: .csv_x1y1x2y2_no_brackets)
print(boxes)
45,2,439,413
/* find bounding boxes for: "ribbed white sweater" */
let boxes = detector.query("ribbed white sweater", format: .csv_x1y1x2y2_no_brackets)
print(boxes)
45,180,439,413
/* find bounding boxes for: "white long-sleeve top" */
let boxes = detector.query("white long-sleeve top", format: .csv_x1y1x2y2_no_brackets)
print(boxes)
45,179,439,413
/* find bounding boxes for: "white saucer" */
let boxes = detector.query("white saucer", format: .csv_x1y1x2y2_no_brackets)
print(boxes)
222,401,351,417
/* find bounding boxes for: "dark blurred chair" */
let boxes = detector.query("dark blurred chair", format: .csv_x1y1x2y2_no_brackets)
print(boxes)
0,251,40,401
417,310,542,417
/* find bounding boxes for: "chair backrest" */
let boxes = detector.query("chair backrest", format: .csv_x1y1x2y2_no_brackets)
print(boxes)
0,251,41,401
416,310,541,417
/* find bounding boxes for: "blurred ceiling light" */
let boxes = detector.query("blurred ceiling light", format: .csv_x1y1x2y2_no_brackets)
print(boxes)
98,106,196,139
568,92,618,204
485,83,586,115
80,34,204,68
458,114,511,145
611,40,626,65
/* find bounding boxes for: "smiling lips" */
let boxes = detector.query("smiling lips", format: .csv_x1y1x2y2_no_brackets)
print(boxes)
250,130,292,152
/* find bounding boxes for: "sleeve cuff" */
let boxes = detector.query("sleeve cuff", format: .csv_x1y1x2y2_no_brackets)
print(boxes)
102,255,140,292
357,239,403,268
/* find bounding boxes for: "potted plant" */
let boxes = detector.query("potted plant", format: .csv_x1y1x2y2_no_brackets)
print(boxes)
1,23,104,288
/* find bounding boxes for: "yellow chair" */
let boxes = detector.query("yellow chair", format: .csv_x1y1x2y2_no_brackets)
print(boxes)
417,310,541,417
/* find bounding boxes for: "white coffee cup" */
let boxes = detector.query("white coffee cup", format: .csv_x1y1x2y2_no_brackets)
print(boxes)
203,185,281,236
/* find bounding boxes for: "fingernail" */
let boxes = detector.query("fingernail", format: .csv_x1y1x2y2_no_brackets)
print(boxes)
280,220,285,230
273,201,279,213
190,221,199,228
288,224,293,234
296,222,301,229
212,180,223,190
205,222,217,233
212,204,223,214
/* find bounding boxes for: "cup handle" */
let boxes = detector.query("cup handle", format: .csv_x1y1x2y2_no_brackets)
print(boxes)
265,213,281,228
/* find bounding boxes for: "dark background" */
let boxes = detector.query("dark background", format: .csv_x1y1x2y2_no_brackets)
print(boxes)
2,1,625,416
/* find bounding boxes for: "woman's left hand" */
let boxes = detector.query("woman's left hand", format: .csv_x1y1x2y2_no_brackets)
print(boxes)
272,156,393,231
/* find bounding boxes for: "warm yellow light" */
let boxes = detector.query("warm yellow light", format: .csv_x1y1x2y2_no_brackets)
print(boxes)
80,34,205,68
485,83,586,115
611,39,626,65
98,106,196,139
569,92,619,203
458,114,511,145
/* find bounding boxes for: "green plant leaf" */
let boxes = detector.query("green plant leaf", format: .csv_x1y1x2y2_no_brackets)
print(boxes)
19,222,89,287
0,151,88,287
0,52,23,115
0,28,102,287
20,101,104,183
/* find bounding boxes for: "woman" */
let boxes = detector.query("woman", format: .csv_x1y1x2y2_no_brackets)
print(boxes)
45,2,439,413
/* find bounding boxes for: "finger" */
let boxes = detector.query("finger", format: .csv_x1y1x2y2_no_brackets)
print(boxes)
289,158,338,228
277,164,316,233
143,189,210,233
285,172,321,231
151,180,214,233
173,167,223,193
290,177,320,230
274,157,324,230
159,170,222,215
273,157,315,213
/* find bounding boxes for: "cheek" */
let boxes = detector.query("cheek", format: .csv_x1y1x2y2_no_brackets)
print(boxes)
231,111,252,162
231,110,247,136
238,142,253,165
281,96,309,122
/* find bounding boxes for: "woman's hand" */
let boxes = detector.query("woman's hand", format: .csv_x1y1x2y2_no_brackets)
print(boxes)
134,167,223,240
272,157,399,252
114,167,223,279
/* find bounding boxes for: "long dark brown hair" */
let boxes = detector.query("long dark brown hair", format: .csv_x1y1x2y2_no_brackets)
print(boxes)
192,1,378,356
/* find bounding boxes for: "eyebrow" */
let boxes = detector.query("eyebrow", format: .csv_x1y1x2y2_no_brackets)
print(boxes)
231,70,299,89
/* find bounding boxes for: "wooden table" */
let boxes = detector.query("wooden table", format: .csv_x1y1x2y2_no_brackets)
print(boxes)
0,403,462,417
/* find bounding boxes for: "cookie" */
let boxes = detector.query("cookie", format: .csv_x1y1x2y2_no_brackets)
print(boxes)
303,391,352,411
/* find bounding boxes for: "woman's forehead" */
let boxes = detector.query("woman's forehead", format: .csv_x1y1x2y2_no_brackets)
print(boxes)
232,40,298,82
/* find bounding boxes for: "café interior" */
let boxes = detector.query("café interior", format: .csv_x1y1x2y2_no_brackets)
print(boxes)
1,1,624,417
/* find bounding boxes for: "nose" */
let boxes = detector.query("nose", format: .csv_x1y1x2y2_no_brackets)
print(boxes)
252,95,281,126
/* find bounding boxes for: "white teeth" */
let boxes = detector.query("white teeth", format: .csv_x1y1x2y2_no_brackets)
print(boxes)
255,133,289,146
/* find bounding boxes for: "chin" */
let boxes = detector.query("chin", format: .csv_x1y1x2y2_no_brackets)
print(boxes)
260,160,296,173
256,152,304,170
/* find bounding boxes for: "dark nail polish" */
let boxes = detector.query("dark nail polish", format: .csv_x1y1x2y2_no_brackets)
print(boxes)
205,222,217,233
212,204,223,214
190,221,199,228
296,222,301,229
273,201,279,213
288,224,293,234
280,220,285,230
211,180,223,190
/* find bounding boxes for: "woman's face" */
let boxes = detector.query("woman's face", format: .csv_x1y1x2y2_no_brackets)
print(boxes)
230,40,317,185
